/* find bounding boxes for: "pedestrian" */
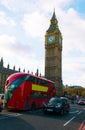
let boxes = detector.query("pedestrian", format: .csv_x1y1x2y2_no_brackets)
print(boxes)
0,102,2,112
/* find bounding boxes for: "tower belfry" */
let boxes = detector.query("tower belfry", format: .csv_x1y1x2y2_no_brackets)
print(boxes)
45,10,63,96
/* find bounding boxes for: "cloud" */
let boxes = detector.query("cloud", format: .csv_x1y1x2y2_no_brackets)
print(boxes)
0,0,85,86
0,11,16,26
0,0,74,15
58,7,85,86
0,34,43,74
0,34,35,57
22,11,48,38
0,0,22,11
61,7,85,86
62,55,85,86
61,8,85,53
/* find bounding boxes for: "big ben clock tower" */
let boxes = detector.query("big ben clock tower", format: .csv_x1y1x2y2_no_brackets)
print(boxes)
45,10,63,96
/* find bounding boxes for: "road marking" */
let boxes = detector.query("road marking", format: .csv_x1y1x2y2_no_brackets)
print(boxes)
0,113,22,120
63,116,76,127
6,113,22,116
77,111,82,115
0,116,9,120
70,110,79,114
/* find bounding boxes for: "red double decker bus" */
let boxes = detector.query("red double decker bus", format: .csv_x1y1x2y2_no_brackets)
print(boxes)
4,72,56,110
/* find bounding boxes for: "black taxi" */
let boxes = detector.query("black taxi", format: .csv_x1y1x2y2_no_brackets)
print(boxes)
43,97,70,115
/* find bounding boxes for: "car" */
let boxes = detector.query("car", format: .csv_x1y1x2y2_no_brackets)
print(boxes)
78,99,85,105
43,97,70,115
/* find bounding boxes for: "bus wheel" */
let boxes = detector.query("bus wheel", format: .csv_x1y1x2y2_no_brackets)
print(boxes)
31,102,36,111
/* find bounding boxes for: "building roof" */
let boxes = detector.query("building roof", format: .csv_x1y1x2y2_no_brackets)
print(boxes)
47,10,58,32
51,10,56,20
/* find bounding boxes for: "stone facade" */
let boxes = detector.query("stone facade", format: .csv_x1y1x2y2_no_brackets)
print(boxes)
45,10,63,96
0,58,20,93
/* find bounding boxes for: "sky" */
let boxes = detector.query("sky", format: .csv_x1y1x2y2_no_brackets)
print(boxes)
0,0,85,87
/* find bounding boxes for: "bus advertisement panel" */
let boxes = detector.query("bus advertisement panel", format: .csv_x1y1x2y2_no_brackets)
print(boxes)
4,72,56,110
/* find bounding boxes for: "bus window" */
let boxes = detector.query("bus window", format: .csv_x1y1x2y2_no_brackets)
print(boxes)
5,75,29,102
31,92,48,98
44,81,50,86
8,75,29,90
28,76,34,82
28,76,40,85
52,84,56,88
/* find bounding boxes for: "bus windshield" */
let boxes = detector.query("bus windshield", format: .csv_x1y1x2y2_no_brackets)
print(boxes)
5,75,29,102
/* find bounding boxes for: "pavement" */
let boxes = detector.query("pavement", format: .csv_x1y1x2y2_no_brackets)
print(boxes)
78,120,85,130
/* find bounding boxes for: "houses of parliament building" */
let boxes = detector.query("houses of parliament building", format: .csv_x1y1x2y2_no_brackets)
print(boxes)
0,58,20,92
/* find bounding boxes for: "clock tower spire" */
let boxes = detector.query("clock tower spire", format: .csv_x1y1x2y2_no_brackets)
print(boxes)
47,9,58,32
45,10,63,96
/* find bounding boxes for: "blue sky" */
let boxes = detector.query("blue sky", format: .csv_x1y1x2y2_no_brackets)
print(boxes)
0,0,85,87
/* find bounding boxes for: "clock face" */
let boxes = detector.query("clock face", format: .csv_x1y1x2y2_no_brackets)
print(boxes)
48,35,55,43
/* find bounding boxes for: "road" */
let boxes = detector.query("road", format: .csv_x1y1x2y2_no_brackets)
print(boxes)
0,104,85,130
